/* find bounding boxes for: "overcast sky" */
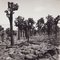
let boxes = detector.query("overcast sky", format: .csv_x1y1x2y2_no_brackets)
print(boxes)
0,0,60,30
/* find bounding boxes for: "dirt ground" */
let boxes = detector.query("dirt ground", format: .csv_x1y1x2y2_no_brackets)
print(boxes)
0,34,60,60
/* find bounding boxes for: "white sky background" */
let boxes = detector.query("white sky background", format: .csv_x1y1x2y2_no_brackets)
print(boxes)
0,0,60,30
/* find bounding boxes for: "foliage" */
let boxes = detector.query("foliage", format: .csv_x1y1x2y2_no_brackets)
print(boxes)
36,18,44,35
46,15,54,35
6,28,17,37
0,25,4,31
36,18,44,28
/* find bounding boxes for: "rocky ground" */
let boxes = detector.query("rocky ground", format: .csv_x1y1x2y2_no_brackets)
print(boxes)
0,35,60,60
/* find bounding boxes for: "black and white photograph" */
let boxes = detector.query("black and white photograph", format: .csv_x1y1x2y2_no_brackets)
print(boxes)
0,0,60,60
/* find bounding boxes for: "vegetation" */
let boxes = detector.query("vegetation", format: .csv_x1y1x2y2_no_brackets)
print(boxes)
5,2,19,46
0,2,60,60
15,16,24,40
36,17,44,35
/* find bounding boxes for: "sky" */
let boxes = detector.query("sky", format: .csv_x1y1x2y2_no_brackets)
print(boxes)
0,0,60,30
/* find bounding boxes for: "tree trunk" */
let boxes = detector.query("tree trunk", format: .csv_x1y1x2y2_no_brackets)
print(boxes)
18,27,20,40
27,28,29,42
1,34,4,42
25,28,29,42
9,11,14,46
23,30,25,37
38,28,41,35
54,25,57,45
20,30,22,37
55,25,57,39
25,28,28,39
25,29,27,39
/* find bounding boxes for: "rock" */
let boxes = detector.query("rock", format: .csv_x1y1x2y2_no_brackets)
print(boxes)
6,56,12,60
8,48,15,54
